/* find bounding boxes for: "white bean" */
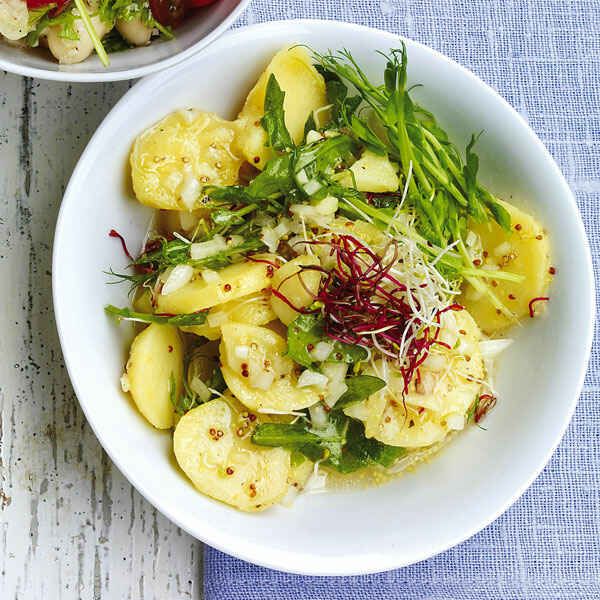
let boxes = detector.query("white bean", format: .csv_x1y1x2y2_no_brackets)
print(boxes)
47,15,110,65
116,17,152,46
0,0,29,40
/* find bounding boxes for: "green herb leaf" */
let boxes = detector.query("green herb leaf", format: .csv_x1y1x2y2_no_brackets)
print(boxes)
252,412,405,474
261,74,295,152
104,305,208,326
73,0,109,66
334,375,387,410
286,313,368,368
102,29,134,53
26,6,79,46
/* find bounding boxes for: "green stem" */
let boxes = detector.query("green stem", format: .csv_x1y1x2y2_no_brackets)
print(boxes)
73,0,109,66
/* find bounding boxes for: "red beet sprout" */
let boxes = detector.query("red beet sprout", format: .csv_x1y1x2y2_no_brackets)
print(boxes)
528,296,549,318
474,394,497,423
290,234,463,394
109,229,134,261
246,255,281,269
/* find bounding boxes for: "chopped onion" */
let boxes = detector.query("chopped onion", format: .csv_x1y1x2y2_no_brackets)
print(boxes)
228,235,244,247
280,484,300,507
120,373,130,393
201,269,220,283
465,230,478,247
297,370,328,389
178,108,199,124
304,463,327,494
311,341,333,362
309,403,328,427
207,310,227,328
324,380,348,408
190,235,227,260
180,173,202,210
250,370,275,390
161,264,194,296
190,376,211,402
321,362,347,382
305,179,323,196
234,345,249,360
446,412,465,431
479,339,513,358
315,196,338,216
305,129,322,144
261,227,280,253
493,241,511,257
179,210,198,232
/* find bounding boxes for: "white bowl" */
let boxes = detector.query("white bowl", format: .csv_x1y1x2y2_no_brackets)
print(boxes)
53,20,595,575
0,0,249,82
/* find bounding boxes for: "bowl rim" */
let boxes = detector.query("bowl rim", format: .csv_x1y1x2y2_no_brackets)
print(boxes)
52,19,596,575
0,0,250,83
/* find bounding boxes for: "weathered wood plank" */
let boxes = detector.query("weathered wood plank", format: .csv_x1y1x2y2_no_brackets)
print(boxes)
0,71,203,600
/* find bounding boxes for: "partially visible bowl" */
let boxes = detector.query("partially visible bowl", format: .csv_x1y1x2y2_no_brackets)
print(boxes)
0,0,249,82
53,20,595,574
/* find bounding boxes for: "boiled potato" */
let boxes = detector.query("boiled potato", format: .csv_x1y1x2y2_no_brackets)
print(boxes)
345,310,484,447
220,323,321,412
332,217,387,247
130,110,242,210
270,255,321,325
125,324,183,429
0,0,28,40
133,289,154,314
345,150,399,193
235,46,328,168
174,396,290,511
460,200,551,335
182,292,276,340
156,260,273,314
47,15,110,64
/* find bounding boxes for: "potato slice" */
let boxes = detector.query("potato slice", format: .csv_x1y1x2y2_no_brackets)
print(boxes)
173,396,290,511
459,200,551,335
181,292,276,340
130,110,242,210
346,150,399,193
220,323,321,412
270,255,321,325
0,0,28,40
344,310,484,448
235,46,328,168
125,324,183,429
133,289,154,314
156,260,273,314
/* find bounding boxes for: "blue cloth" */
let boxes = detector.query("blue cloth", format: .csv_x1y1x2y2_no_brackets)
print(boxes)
205,2,600,598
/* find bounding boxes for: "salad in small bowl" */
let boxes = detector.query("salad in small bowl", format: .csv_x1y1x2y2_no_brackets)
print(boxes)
0,0,248,80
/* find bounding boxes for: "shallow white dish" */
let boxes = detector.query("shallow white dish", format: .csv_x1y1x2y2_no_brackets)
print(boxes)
0,0,248,82
53,20,595,575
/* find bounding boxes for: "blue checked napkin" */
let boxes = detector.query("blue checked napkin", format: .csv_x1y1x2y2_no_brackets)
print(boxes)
205,2,600,598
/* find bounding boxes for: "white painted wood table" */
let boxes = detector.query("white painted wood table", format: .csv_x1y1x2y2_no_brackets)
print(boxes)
0,73,204,600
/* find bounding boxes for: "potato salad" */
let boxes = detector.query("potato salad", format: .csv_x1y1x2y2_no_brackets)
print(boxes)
106,45,553,512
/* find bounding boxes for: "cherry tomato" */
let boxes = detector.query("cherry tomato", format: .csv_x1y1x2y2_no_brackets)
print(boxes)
187,0,219,7
149,0,187,27
26,0,70,10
